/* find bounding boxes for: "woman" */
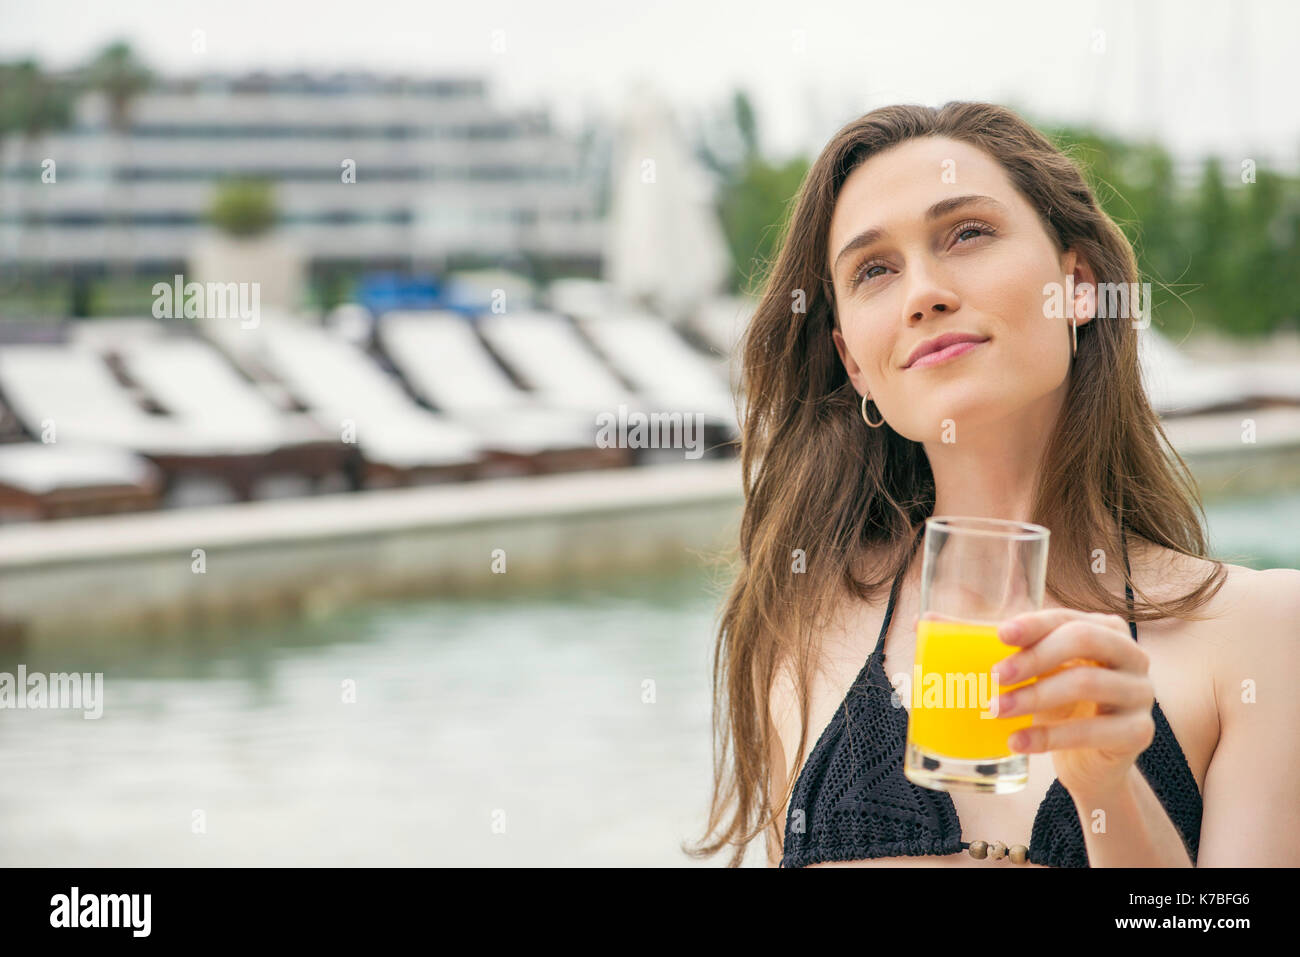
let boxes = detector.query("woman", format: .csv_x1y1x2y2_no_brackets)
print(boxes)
686,102,1300,868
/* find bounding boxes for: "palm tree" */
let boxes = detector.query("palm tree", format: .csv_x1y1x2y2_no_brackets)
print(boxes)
85,41,152,285
0,60,76,316
86,41,151,130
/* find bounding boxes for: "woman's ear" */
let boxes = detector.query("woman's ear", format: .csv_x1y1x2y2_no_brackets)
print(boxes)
831,327,870,396
1063,250,1100,329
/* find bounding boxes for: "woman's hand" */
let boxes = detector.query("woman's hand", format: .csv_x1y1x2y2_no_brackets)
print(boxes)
990,609,1156,799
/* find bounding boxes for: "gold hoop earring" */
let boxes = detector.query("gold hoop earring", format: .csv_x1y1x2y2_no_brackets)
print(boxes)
1071,314,1078,357
861,392,884,428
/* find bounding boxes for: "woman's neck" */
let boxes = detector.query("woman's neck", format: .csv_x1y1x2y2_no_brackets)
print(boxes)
922,386,1066,522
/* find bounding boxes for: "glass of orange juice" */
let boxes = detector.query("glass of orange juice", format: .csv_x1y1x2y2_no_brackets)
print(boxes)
902,516,1050,794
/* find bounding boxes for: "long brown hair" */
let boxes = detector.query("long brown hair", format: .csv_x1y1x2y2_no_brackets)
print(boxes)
685,101,1227,867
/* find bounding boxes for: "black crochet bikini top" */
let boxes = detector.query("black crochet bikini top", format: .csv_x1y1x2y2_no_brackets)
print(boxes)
779,521,1204,868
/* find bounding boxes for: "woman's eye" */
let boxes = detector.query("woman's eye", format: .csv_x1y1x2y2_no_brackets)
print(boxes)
850,222,994,289
952,220,996,244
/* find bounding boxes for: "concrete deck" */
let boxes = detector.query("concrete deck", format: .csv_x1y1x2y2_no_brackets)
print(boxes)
0,460,744,647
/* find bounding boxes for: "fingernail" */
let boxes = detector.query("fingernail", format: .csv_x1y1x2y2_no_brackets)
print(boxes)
1000,622,1021,643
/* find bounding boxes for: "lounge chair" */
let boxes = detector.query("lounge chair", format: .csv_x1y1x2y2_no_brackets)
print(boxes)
0,441,162,522
227,318,486,487
1137,328,1299,417
0,343,306,501
111,336,349,492
688,296,754,394
376,310,629,474
574,309,739,440
689,296,753,356
475,309,640,416
479,309,738,462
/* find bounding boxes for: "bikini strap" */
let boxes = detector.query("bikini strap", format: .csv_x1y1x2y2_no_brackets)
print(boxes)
872,524,925,657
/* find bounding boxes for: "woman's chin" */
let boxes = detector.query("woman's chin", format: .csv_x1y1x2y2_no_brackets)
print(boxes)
900,400,1009,442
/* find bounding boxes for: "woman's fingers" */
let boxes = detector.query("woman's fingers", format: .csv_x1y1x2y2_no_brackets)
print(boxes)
1000,609,1129,649
993,616,1148,683
994,665,1151,718
1008,709,1156,754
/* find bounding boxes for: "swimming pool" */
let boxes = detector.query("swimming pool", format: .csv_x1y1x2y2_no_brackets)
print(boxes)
0,490,1295,866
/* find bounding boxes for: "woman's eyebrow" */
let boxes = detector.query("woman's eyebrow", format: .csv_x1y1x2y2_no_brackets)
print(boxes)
832,194,1010,275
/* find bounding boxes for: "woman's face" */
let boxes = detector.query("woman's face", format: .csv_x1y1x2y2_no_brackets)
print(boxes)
828,135,1094,442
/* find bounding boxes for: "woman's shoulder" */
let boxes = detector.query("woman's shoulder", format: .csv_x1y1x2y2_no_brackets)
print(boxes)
1129,537,1298,616
1130,538,1300,696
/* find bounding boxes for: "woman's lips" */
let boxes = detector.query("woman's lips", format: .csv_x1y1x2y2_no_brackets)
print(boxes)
907,339,987,369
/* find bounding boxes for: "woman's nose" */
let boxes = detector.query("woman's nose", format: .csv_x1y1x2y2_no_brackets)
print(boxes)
902,260,960,321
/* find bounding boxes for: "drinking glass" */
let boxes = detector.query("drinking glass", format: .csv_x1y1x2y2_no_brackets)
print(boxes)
902,516,1050,794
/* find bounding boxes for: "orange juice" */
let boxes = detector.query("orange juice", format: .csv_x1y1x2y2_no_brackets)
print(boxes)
910,619,1036,760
